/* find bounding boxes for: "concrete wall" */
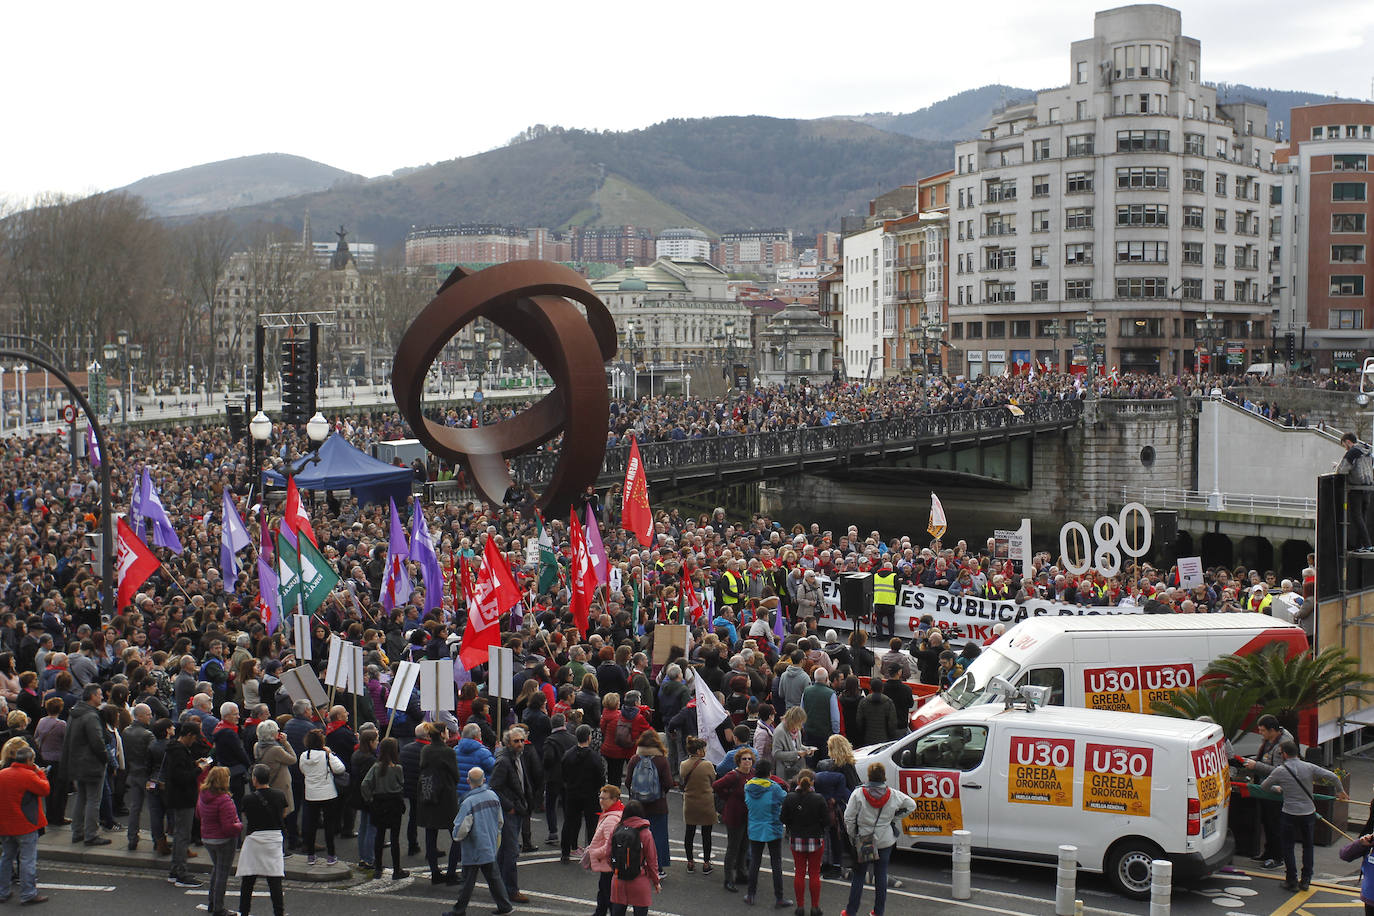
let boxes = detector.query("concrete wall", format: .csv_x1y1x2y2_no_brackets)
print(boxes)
1226,385,1365,432
1198,398,1345,501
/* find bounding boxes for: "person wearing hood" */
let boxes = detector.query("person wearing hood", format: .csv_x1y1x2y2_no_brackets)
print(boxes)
842,761,916,916
780,769,831,916
585,784,625,916
609,799,661,916
852,678,900,748
600,693,650,789
743,759,794,908
777,652,810,712
626,729,675,876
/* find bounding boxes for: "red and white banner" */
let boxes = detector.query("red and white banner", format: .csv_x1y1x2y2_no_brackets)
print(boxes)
115,517,159,611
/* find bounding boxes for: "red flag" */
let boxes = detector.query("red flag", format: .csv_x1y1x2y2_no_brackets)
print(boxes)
568,509,598,638
460,536,521,670
284,476,317,547
681,575,707,625
621,436,653,546
115,517,159,611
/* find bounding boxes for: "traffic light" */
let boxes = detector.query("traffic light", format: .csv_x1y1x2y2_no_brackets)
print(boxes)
1285,333,1296,366
281,340,307,425
226,404,246,443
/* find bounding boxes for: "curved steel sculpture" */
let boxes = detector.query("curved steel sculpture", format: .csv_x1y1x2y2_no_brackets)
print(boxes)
392,262,616,513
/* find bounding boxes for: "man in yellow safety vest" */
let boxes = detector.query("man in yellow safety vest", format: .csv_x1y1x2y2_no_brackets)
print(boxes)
872,561,898,639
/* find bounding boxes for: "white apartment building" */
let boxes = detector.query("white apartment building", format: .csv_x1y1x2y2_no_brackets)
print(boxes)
841,225,884,378
948,4,1278,378
655,227,711,262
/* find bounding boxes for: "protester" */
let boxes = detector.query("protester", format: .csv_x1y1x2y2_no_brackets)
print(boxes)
298,728,346,866
237,763,288,916
165,721,210,889
678,736,717,874
586,784,625,916
743,758,793,908
780,768,830,916
197,765,243,916
444,767,513,916
561,723,607,863
490,726,533,904
842,761,916,916
418,721,462,884
609,799,661,916
360,737,408,880
0,738,50,906
60,683,108,846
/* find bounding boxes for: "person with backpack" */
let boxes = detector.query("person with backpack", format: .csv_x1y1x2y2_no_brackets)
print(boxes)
444,766,513,916
678,736,717,874
743,758,793,908
599,693,649,788
626,729,675,877
1339,432,1374,551
608,799,662,916
560,724,606,863
780,769,831,916
841,761,916,916
585,784,625,916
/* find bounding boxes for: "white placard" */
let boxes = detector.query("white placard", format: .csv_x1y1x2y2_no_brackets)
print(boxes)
349,645,365,695
1177,556,1204,589
1058,503,1152,577
488,645,514,700
280,665,328,709
993,518,1032,577
324,635,348,689
419,658,456,713
387,660,421,712
292,615,312,662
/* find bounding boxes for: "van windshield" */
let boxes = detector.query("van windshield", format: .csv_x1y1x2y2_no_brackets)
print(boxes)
942,649,1022,709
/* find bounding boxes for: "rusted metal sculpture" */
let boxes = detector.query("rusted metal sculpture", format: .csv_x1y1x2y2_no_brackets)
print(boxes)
392,261,616,514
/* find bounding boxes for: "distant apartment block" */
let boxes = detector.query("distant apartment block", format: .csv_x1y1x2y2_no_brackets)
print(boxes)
655,227,712,261
715,229,792,274
404,224,571,267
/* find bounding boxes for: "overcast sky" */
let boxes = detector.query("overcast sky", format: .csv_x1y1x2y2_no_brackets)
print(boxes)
4,0,1373,202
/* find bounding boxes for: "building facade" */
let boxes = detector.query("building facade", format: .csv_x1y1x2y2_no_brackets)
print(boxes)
571,226,655,267
948,4,1277,378
715,229,793,275
655,227,712,261
403,224,573,267
1276,103,1374,370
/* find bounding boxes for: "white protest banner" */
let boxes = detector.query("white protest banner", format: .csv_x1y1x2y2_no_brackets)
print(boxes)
419,658,456,713
324,635,348,690
387,661,422,711
488,645,514,700
292,615,312,662
813,575,1142,643
349,645,366,695
280,664,328,709
1176,556,1204,589
994,519,1032,577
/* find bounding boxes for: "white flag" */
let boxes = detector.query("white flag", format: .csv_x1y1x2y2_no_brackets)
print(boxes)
928,492,948,540
693,672,729,766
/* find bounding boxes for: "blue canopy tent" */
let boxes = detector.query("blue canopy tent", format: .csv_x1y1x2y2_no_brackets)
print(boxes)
265,432,414,507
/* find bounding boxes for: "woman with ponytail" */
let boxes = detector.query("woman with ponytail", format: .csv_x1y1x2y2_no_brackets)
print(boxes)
779,769,830,916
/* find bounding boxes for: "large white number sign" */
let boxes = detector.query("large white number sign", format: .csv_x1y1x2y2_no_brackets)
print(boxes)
1059,502,1152,577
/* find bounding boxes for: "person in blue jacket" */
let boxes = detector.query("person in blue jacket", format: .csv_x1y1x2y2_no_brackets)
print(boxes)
743,759,793,908
445,767,512,916
1338,831,1374,914
453,723,496,801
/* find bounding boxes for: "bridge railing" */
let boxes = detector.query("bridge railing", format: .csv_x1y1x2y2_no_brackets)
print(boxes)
1120,486,1317,518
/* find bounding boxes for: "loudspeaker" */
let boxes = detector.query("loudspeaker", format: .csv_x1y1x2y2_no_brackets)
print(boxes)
1317,472,1343,599
840,573,873,621
1154,510,1177,546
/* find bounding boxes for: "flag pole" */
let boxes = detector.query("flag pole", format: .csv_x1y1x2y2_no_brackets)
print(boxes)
157,561,196,604
383,708,394,741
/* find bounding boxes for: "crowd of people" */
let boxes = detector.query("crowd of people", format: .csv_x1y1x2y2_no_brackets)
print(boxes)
0,372,1338,914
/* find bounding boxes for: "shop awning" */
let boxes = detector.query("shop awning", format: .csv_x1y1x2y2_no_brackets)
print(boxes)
1335,359,1361,369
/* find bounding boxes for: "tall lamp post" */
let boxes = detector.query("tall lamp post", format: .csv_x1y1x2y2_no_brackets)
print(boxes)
1195,308,1224,377
1044,320,1065,372
1075,309,1101,390
916,317,947,383
250,409,329,506
102,330,141,425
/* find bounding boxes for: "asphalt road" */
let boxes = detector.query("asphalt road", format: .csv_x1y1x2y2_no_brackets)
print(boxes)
32,805,1366,916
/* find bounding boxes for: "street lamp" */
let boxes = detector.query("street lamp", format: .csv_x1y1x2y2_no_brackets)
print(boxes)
918,317,947,383
1043,321,1065,372
15,366,26,434
485,336,503,424
1075,309,1101,389
1195,308,1224,377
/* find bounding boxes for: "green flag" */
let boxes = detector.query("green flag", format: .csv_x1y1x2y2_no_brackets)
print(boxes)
298,532,340,615
537,512,558,595
276,532,301,613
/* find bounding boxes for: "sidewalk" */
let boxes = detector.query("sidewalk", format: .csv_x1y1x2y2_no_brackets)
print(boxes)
38,827,352,884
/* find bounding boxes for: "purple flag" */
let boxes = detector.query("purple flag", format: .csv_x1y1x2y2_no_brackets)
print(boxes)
453,655,471,688
380,499,412,611
773,596,786,641
86,425,101,469
257,553,281,636
139,468,184,554
408,496,443,614
220,487,251,592
584,504,608,587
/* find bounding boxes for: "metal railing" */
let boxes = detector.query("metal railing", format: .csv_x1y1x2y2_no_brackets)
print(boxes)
1120,486,1316,518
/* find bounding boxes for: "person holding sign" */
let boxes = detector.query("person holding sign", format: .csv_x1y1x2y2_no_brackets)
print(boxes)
841,762,915,916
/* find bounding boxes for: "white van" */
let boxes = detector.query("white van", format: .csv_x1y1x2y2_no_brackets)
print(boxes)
854,694,1233,898
914,612,1307,730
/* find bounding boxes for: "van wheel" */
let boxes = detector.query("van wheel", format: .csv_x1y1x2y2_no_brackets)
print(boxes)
1105,838,1163,899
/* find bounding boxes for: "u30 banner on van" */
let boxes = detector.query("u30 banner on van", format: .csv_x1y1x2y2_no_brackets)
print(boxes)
897,769,963,836
1083,664,1196,713
1083,744,1154,817
1007,736,1075,807
1192,740,1231,821
813,576,1141,643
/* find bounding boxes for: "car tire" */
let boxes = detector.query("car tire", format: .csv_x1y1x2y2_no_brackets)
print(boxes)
1104,838,1163,900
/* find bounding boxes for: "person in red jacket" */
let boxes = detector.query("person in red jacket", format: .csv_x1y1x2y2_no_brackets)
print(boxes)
0,738,51,905
599,693,651,788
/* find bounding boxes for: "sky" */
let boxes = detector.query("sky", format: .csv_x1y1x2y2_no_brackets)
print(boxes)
4,0,1373,202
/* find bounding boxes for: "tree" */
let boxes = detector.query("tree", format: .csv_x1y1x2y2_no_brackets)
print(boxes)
169,215,237,397
1150,682,1263,744
1205,644,1374,738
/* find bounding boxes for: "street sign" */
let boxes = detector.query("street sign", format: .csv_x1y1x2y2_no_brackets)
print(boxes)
61,404,76,423
488,645,514,700
474,389,484,403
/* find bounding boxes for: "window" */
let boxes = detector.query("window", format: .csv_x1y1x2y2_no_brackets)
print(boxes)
1066,171,1093,193
958,188,965,209
966,322,983,338
1031,210,1049,233
1313,126,1324,141
1182,241,1203,264
1117,166,1169,189
1035,319,1058,336
985,214,1016,236
1011,320,1032,338
1213,280,1227,301
1066,134,1094,157
1333,213,1367,233
987,321,1006,337
1076,61,1087,84
1183,206,1204,229
1333,245,1366,263
1334,154,1367,172
1213,172,1226,196
1030,281,1048,302
1330,310,1365,329
1032,175,1050,198
1116,241,1168,263
1120,317,1164,336
1017,668,1066,706
1184,133,1205,155
1116,203,1168,226
896,724,988,771
1065,207,1093,230
1076,100,1087,120
985,248,1016,270
1032,139,1051,161
1180,277,1203,300
1117,129,1170,152
1271,185,1282,205
1331,275,1366,296
1115,277,1169,299
985,179,1016,202
1031,245,1048,267
1065,242,1093,265
1214,243,1226,267
1187,59,1197,82
951,323,963,339
1048,107,1060,123
984,282,1015,303
1333,182,1368,202
1215,208,1226,231
1065,279,1093,300
1216,137,1227,158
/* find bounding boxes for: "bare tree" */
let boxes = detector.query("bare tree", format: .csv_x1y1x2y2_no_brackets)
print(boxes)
169,214,237,393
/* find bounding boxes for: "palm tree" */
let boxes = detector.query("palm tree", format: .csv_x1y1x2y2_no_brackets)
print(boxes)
1206,644,1374,739
1150,681,1264,744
